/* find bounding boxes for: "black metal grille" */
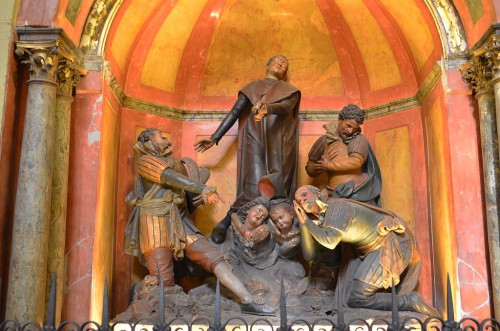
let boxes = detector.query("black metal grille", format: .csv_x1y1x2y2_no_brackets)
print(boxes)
1,274,498,331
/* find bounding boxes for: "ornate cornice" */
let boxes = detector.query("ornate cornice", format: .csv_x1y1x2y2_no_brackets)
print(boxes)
15,26,88,86
15,27,64,83
106,65,442,121
115,94,425,122
104,61,125,104
364,96,420,120
471,23,500,52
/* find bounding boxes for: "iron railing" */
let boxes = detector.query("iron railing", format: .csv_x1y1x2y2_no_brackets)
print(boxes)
1,274,499,331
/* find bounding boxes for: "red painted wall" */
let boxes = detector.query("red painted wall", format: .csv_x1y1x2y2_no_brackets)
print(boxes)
444,69,491,318
63,71,103,323
0,44,27,320
16,0,59,26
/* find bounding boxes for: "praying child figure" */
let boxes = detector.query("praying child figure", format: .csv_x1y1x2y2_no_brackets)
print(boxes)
269,202,300,259
231,204,271,258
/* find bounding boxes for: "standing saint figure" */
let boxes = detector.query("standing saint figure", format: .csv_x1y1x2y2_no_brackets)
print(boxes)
195,55,301,244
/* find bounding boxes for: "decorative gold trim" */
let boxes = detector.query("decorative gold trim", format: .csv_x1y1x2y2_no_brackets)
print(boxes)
120,94,422,121
364,96,420,120
104,61,125,103
106,66,443,122
416,63,442,103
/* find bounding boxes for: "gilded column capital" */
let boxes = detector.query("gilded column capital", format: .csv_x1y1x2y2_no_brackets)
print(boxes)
460,34,500,93
485,35,500,82
15,43,59,83
460,49,494,94
14,27,67,84
56,59,87,97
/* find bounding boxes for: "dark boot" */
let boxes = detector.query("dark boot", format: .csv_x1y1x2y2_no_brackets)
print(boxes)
213,263,276,316
210,213,232,244
348,281,440,316
144,248,175,286
241,303,276,316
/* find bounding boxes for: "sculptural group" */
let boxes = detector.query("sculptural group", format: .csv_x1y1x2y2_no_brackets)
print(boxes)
123,55,439,319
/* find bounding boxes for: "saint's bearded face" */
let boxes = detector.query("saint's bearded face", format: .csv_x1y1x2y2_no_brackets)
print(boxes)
337,119,361,139
295,187,320,215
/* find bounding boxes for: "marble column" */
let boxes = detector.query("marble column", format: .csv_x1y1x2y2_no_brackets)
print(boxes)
6,27,61,324
462,49,500,318
45,59,84,325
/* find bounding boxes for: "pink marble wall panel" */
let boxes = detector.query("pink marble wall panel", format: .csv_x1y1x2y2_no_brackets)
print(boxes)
16,0,59,26
0,52,27,319
63,72,103,323
445,69,491,319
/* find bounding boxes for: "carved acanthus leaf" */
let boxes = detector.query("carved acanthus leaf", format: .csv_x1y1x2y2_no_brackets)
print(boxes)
484,35,500,75
57,59,84,96
15,45,59,82
461,56,493,93
459,35,500,93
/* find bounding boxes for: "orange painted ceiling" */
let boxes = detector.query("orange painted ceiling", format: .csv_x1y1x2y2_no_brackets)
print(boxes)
100,0,443,110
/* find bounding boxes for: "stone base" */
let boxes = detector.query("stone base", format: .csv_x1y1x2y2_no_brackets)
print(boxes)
113,276,432,325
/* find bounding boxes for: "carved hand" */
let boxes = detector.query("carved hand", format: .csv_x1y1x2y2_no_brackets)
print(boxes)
293,201,308,225
194,138,215,153
254,104,268,122
201,186,224,204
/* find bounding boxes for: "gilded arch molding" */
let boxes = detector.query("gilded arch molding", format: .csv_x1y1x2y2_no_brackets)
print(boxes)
79,0,122,55
423,0,468,58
